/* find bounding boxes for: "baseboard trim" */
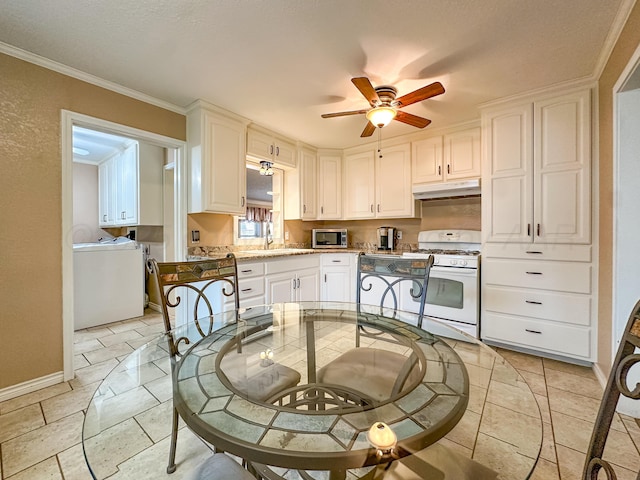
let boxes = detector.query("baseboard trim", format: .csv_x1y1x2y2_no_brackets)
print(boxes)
147,302,162,313
592,362,608,390
0,372,65,403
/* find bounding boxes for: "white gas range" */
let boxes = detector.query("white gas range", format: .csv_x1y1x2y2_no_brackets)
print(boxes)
402,229,481,339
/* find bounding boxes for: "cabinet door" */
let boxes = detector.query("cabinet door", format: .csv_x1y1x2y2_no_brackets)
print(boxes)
246,128,274,162
534,89,591,244
318,154,342,219
296,268,320,302
412,136,443,184
117,143,139,225
203,113,246,214
300,148,317,220
444,128,481,180
343,151,375,219
321,266,352,302
482,103,533,243
274,137,297,168
266,273,295,304
376,143,413,218
98,158,116,226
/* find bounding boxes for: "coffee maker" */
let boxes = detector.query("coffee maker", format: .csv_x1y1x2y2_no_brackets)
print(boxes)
376,227,396,251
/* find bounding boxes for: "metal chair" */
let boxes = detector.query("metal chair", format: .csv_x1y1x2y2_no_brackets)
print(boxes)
151,255,299,476
583,299,640,480
317,253,434,403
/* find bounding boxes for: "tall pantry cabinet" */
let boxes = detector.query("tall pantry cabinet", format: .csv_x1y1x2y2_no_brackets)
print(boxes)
480,86,595,362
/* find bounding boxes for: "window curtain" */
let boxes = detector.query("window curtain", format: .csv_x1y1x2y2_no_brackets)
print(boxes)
245,206,272,222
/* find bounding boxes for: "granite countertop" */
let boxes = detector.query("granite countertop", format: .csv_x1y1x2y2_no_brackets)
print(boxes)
187,247,408,261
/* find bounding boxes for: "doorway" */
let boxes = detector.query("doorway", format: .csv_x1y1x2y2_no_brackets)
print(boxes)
612,45,640,415
61,111,186,381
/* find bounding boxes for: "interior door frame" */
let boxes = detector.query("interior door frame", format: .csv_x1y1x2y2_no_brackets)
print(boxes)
61,110,187,381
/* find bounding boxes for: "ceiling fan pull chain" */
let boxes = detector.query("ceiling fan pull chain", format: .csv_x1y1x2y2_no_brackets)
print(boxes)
378,127,383,158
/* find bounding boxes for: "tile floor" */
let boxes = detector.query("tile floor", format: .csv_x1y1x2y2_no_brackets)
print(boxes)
1,309,639,479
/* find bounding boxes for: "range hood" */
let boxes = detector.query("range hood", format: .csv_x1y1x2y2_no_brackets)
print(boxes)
412,179,481,200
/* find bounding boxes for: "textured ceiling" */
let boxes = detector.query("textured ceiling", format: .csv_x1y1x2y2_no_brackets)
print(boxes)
0,0,629,149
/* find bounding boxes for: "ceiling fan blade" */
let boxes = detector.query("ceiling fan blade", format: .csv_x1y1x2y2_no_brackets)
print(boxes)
395,82,445,107
352,77,380,106
361,122,376,137
321,109,368,119
394,111,432,128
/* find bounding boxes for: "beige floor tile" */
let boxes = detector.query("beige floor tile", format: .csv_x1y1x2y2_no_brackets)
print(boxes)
83,343,134,365
1,411,83,477
540,421,557,462
547,386,622,429
543,358,596,379
57,443,93,480
104,362,166,395
107,320,148,334
132,323,165,338
518,369,548,396
467,383,487,415
69,359,119,388
556,444,586,480
551,409,593,453
82,418,153,478
529,457,560,480
544,369,603,400
479,402,542,458
40,382,101,424
473,432,537,479
134,400,173,442
126,333,167,350
73,327,112,344
4,456,62,480
496,348,544,375
73,355,90,370
97,329,143,348
444,408,480,449
535,393,552,424
0,403,44,443
143,374,173,403
73,339,104,356
464,363,492,389
0,383,71,415
486,379,540,418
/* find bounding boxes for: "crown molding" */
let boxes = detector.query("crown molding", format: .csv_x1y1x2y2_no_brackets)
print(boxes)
593,0,639,80
0,41,186,115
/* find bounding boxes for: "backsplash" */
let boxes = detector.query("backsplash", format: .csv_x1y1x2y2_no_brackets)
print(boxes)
187,196,480,251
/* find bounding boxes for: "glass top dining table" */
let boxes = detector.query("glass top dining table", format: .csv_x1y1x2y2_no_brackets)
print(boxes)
82,302,543,480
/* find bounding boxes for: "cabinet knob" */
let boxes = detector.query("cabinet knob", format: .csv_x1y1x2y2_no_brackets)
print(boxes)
525,300,543,305
270,145,274,155
241,196,245,207
438,165,441,176
527,224,531,236
447,164,450,174
537,223,541,236
525,329,542,334
276,146,280,156
525,271,543,275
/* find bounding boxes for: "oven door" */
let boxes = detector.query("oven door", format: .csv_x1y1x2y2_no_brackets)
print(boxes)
400,266,478,325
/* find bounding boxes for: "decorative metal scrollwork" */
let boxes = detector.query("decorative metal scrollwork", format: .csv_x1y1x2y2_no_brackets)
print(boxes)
615,353,640,399
585,458,617,480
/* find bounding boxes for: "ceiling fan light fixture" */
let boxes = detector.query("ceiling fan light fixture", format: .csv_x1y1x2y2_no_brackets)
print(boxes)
259,160,274,176
366,106,397,128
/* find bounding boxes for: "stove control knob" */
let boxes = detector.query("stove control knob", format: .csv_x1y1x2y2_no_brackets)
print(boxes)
459,259,468,266
449,259,458,265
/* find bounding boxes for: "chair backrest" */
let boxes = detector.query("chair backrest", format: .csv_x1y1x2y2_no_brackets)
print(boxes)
356,253,434,328
149,255,239,358
583,299,640,480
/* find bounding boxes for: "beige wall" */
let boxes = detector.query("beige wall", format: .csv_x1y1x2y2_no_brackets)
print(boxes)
0,53,185,389
596,2,640,375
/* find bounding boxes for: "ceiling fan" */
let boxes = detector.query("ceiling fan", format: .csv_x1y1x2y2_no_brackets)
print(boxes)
321,77,445,137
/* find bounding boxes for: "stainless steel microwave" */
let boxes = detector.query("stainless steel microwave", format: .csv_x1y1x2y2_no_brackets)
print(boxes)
312,229,348,249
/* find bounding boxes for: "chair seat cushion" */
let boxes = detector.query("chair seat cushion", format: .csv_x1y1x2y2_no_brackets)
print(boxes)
317,347,421,402
220,352,301,402
186,453,255,480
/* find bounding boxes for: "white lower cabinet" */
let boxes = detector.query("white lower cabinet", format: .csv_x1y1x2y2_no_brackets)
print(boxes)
265,256,320,303
481,244,594,361
320,254,356,302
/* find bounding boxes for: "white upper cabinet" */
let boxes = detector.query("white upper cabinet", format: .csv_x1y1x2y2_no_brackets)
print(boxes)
482,88,591,244
284,146,317,220
317,152,342,219
98,141,164,227
412,127,480,185
247,125,297,169
188,102,247,215
344,143,415,219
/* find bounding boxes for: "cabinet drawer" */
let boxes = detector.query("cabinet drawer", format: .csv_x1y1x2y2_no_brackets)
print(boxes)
321,253,354,266
482,312,591,359
237,262,264,278
265,255,320,274
482,243,591,262
483,258,591,294
237,276,265,299
483,286,591,326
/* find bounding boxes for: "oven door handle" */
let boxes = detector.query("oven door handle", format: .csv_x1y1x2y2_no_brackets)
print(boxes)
430,266,478,276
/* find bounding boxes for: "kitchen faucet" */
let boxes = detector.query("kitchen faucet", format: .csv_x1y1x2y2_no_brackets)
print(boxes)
264,222,273,250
